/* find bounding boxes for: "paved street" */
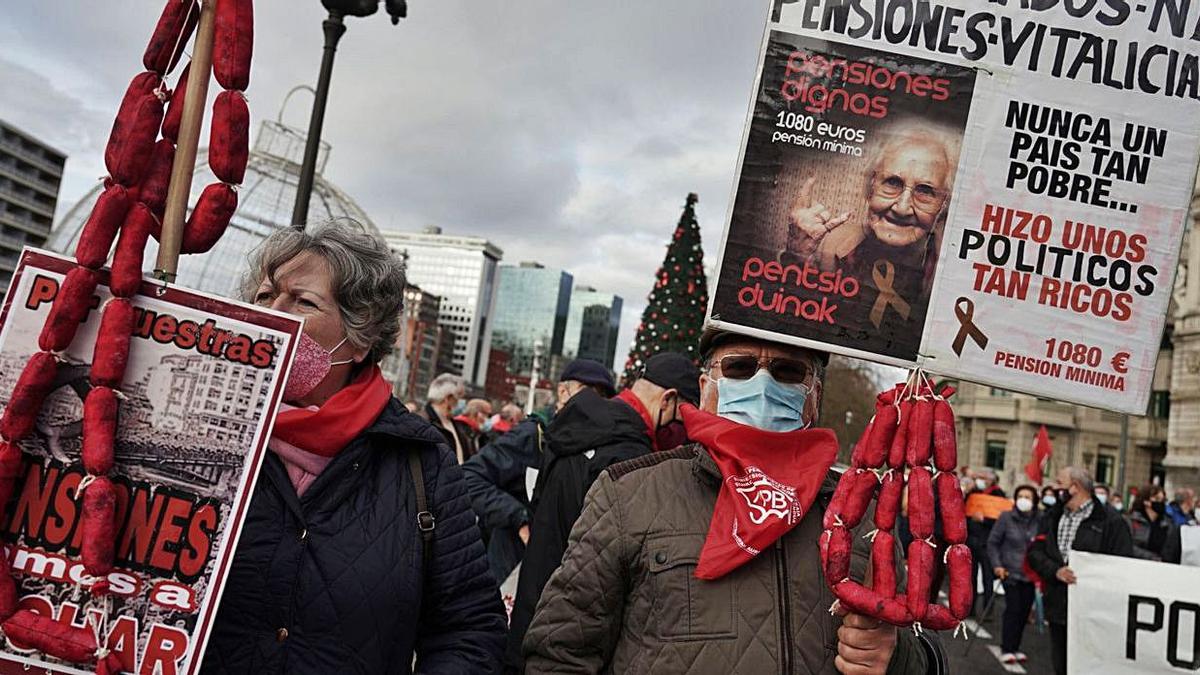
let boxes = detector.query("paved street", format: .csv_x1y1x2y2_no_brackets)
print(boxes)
942,588,1055,675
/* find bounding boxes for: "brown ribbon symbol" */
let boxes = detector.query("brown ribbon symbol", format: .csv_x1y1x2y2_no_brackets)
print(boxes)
870,260,912,328
952,296,988,356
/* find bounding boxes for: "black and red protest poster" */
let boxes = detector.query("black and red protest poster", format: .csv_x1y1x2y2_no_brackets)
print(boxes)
711,32,976,364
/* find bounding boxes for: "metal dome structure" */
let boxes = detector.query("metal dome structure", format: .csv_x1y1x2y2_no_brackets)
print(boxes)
47,119,380,300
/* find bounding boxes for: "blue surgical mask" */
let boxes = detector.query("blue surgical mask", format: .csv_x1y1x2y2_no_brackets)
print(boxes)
716,370,810,432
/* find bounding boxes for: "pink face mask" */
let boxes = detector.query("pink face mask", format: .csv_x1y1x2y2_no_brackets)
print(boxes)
283,333,352,402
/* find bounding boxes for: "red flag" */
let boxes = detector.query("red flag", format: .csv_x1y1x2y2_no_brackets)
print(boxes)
1025,425,1053,484
680,404,837,580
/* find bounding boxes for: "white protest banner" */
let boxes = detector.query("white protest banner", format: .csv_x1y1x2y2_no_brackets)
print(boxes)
708,0,1200,413
0,250,300,674
1069,551,1200,674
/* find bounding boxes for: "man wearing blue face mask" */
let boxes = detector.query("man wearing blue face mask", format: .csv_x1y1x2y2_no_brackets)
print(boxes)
523,329,947,675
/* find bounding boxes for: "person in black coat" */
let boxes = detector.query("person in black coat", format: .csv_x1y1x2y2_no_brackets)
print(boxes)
1127,484,1171,560
203,221,505,674
965,468,1006,614
1027,466,1134,675
463,414,546,584
504,353,700,672
423,374,479,464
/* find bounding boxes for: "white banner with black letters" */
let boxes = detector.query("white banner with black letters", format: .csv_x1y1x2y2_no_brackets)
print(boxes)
1069,551,1200,674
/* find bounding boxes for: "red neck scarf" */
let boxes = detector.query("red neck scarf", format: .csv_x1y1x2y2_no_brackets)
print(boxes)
272,365,393,457
453,414,480,431
616,389,657,449
681,404,838,580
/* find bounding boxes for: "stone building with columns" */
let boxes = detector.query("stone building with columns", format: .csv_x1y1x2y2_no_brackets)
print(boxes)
949,176,1199,496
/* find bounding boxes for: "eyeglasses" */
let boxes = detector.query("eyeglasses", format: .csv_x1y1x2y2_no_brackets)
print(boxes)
708,354,811,385
871,173,947,212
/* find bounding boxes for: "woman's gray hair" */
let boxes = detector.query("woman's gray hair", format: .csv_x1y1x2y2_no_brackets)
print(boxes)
242,219,406,364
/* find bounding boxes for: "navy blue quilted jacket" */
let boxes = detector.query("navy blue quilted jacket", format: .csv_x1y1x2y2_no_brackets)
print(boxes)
201,399,506,674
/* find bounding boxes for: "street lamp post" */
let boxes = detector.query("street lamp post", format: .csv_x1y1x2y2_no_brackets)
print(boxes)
291,0,407,228
526,340,543,416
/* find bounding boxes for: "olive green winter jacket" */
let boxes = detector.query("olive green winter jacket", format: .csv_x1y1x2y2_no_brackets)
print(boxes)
523,445,945,675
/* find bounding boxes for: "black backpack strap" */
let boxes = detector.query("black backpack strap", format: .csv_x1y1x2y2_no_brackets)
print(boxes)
408,450,435,568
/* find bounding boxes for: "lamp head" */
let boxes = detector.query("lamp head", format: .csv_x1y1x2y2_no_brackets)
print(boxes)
384,0,407,23
322,0,380,17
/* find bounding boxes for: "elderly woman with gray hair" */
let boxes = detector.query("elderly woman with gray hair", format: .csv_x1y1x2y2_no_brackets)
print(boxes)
203,220,505,674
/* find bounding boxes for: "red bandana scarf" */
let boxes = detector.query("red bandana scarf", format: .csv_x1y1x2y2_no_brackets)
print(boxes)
681,404,838,580
272,365,393,457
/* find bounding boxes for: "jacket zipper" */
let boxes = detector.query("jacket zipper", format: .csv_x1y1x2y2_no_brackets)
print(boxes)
775,540,793,675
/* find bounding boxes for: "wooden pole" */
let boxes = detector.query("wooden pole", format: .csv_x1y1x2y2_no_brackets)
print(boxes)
154,0,216,283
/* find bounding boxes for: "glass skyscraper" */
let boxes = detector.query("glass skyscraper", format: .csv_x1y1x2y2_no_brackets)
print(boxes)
384,227,502,388
562,286,623,369
491,262,573,376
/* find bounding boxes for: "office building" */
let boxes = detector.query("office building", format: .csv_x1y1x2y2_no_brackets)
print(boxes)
562,286,623,368
0,121,66,283
384,226,502,387
485,348,515,403
48,120,380,300
397,284,445,400
491,262,573,376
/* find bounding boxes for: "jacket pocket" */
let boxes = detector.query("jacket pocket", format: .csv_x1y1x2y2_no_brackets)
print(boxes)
646,535,736,641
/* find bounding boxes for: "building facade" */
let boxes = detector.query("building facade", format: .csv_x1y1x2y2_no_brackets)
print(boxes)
0,121,66,284
384,226,502,387
491,262,572,376
562,286,623,369
392,284,444,401
948,378,1169,495
485,348,515,403
1164,178,1200,492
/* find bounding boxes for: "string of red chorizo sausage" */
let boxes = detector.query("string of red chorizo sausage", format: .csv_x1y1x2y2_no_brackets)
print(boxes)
0,1,251,671
819,371,973,638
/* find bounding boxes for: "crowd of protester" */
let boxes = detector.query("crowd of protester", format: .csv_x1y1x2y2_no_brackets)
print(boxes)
910,465,1197,674
395,362,1200,675
409,356,1200,675
218,220,1198,674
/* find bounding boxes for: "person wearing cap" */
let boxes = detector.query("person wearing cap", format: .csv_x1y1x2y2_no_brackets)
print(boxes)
504,354,701,672
522,329,946,675
462,361,606,591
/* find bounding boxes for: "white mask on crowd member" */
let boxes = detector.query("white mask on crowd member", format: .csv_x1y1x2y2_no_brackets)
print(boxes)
1096,493,1108,505
975,478,988,491
1042,494,1057,507
1016,497,1033,513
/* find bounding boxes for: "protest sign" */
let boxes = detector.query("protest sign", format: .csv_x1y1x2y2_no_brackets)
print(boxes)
0,250,300,674
963,493,1012,521
709,0,1200,413
1069,551,1200,674
709,28,977,363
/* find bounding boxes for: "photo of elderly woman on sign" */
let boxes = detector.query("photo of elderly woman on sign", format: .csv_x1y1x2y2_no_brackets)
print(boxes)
203,220,505,674
781,121,961,356
710,33,974,362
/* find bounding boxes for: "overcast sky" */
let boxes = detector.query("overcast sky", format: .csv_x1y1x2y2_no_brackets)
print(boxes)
0,1,774,370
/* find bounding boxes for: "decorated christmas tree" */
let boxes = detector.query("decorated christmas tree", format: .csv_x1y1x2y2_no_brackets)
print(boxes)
621,193,709,386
